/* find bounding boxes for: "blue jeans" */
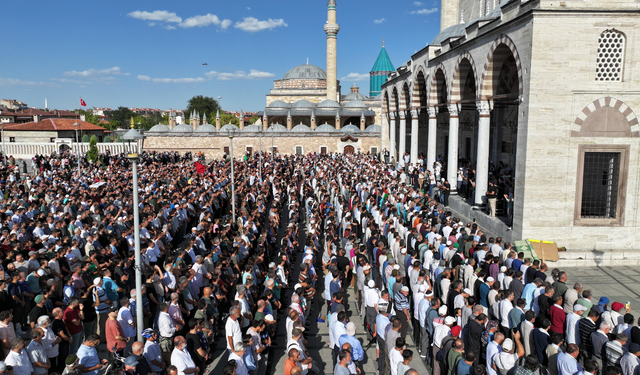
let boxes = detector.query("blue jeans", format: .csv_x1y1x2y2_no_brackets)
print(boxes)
70,330,84,354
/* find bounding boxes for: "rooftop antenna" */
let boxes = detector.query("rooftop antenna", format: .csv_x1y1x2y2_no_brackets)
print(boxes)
383,38,385,47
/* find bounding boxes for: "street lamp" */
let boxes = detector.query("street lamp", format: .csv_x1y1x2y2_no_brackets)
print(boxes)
228,127,236,223
122,127,145,343
258,128,262,180
1,124,6,165
73,122,81,176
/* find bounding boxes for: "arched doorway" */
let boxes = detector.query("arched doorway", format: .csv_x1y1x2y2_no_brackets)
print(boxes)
58,144,71,153
343,145,355,154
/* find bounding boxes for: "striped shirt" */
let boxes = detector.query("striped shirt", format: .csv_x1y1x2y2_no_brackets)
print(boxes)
395,291,410,311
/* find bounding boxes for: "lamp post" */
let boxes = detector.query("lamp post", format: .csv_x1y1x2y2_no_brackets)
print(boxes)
228,128,236,223
258,129,262,179
122,127,145,342
73,122,81,176
1,124,6,165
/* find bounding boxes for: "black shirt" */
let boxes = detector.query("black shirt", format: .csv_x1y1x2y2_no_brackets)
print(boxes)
186,332,204,363
336,256,350,272
81,297,97,322
29,305,46,326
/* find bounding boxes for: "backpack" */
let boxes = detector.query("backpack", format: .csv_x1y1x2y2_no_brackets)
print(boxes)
437,336,457,373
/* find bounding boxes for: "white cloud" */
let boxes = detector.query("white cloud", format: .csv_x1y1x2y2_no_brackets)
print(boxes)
148,22,155,26
64,67,129,77
180,14,227,28
411,8,438,14
205,69,275,80
51,78,93,84
234,17,287,32
0,78,52,86
152,77,206,83
413,1,423,6
246,7,251,10
374,18,386,24
128,10,181,23
220,19,232,29
137,75,151,81
341,73,369,82
246,70,275,79
164,25,176,30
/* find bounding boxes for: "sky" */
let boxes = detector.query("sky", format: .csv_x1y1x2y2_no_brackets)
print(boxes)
0,0,442,112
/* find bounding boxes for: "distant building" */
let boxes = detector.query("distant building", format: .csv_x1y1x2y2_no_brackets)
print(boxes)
0,99,27,110
2,119,108,143
369,40,395,97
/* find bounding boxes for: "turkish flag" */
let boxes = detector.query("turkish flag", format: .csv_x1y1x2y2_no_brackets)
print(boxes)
80,98,86,107
195,161,206,174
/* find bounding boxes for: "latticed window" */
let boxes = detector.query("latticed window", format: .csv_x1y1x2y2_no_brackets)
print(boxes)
580,152,620,219
596,29,625,81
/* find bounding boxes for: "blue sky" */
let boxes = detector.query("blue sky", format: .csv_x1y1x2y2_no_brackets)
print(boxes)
1,0,441,112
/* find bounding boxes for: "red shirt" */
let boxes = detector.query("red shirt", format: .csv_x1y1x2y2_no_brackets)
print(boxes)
63,306,83,335
106,319,127,352
549,304,566,334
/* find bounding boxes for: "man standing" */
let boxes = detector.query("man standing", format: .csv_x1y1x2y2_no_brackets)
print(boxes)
105,307,127,361
27,329,49,375
394,286,411,339
118,297,136,355
334,349,352,375
63,297,84,354
557,344,582,375
76,334,106,375
620,343,640,375
226,306,242,355
158,302,176,362
171,336,199,375
5,338,33,375
339,322,364,370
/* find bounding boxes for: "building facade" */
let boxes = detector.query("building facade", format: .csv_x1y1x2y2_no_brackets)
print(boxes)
381,0,640,250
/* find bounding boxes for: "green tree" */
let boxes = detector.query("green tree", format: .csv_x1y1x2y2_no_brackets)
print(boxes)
103,136,113,143
77,109,102,127
87,135,98,163
185,95,220,123
105,107,136,130
248,116,260,125
220,113,239,126
82,134,90,142
161,114,170,125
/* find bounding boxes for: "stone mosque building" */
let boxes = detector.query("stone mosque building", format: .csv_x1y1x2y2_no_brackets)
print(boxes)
145,0,392,157
381,0,640,250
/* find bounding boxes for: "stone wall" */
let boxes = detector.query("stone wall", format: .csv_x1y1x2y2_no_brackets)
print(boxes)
144,135,381,159
266,94,326,107
273,79,326,89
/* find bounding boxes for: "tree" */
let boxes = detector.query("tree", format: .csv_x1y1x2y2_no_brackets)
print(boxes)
81,134,90,142
248,115,260,125
103,136,113,143
185,95,220,124
87,135,98,163
105,107,136,130
78,109,102,127
220,113,239,126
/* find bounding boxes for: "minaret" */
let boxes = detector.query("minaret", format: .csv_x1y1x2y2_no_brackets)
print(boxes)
203,111,208,125
310,110,316,130
169,109,176,129
286,110,292,130
215,109,221,130
360,111,366,131
239,111,244,130
324,0,340,101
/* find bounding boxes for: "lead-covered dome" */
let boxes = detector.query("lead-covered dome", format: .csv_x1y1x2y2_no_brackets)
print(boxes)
148,124,169,133
171,124,193,133
292,100,315,108
282,64,327,80
343,100,367,109
318,99,341,109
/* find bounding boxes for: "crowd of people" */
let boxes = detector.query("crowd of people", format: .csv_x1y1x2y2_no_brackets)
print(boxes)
0,148,634,375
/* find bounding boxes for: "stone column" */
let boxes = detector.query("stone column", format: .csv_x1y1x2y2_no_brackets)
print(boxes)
447,104,459,194
427,107,437,172
381,108,389,161
410,109,419,164
398,111,406,160
389,112,396,161
261,115,267,131
360,112,366,131
286,111,292,130
474,101,492,207
311,112,316,130
335,113,341,130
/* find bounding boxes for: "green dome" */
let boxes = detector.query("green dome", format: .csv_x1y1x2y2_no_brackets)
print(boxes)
371,47,395,73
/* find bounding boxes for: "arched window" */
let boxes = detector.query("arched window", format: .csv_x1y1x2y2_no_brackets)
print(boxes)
596,29,625,82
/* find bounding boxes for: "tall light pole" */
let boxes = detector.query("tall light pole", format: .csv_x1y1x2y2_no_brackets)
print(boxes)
258,129,262,179
1,124,6,165
73,122,81,176
228,128,236,223
122,127,145,342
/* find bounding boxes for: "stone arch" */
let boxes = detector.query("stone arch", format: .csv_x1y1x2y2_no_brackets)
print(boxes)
479,34,523,100
450,51,479,104
428,63,449,108
411,66,428,111
399,82,411,112
392,86,400,113
572,97,639,137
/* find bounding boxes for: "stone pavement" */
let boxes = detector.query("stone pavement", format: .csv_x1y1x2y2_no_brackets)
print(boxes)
564,265,640,311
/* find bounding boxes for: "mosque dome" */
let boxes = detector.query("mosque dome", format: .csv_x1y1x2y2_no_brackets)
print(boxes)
171,124,193,133
148,124,169,133
265,124,288,132
341,124,360,133
282,64,327,80
292,123,312,132
242,124,262,132
343,100,368,109
268,100,290,108
315,124,337,132
292,100,316,108
365,124,381,133
431,23,467,45
195,124,217,133
344,92,368,101
219,124,239,132
317,99,341,109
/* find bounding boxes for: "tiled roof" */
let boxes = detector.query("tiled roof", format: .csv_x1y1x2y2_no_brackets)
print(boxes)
2,119,106,131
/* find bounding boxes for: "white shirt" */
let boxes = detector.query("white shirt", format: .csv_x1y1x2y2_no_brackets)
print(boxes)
389,348,404,375
566,312,581,345
500,299,513,328
432,324,451,348
364,286,378,308
225,317,242,350
118,306,136,338
494,352,519,374
229,352,249,375
144,340,163,372
6,349,33,375
330,320,347,349
171,347,196,375
158,311,176,338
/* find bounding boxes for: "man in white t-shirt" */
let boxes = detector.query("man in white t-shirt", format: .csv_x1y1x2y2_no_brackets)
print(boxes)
493,333,524,375
225,306,242,354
